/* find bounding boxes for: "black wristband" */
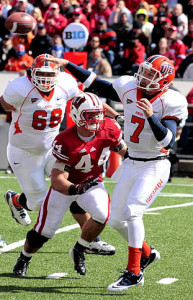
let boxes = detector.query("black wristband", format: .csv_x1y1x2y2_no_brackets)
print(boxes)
68,184,78,195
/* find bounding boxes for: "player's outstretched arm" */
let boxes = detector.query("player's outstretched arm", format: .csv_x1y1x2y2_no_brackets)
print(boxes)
44,57,120,102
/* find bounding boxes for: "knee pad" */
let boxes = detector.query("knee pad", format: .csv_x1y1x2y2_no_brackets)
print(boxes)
70,201,86,214
26,229,49,249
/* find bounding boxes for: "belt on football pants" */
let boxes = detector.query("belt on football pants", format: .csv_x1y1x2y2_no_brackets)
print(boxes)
128,155,169,162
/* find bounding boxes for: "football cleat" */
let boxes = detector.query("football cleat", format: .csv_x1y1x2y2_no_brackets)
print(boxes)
5,190,31,226
13,255,31,276
84,240,116,255
108,270,144,292
0,235,7,248
69,247,86,275
140,247,161,273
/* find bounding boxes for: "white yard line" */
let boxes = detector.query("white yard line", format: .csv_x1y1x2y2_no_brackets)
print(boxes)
157,278,179,285
46,272,68,279
147,202,193,212
159,193,193,197
0,223,79,254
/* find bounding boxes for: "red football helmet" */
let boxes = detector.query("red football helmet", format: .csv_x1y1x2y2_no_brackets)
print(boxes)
31,54,59,92
70,92,105,131
134,55,175,92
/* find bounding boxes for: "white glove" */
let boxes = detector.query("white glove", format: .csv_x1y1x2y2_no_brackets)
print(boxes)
115,115,125,126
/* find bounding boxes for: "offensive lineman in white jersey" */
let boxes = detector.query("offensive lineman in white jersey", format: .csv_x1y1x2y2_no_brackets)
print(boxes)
44,54,188,292
0,54,118,255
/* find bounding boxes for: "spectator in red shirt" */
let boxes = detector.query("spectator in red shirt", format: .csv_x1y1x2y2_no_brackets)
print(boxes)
123,33,145,75
44,2,67,37
90,0,112,30
166,25,186,71
67,7,90,32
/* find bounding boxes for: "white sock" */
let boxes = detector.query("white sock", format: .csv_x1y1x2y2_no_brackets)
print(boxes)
22,249,33,258
78,237,90,247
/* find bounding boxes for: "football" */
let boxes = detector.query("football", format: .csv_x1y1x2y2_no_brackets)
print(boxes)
5,12,37,34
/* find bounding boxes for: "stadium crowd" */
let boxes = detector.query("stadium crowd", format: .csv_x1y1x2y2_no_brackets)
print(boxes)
0,0,192,157
0,0,192,78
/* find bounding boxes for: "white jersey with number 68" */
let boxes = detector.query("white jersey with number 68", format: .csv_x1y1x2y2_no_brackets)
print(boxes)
3,72,78,155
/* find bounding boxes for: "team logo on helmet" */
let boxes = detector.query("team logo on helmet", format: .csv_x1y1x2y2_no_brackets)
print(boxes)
160,63,174,75
72,95,87,110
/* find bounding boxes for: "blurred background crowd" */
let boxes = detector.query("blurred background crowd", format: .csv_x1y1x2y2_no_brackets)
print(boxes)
0,0,193,160
0,0,193,78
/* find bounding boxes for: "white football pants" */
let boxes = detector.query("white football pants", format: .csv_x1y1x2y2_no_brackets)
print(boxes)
109,157,171,248
34,182,110,238
7,144,55,211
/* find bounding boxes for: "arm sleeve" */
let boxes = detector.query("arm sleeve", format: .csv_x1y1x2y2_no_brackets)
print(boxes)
147,115,177,149
66,62,120,101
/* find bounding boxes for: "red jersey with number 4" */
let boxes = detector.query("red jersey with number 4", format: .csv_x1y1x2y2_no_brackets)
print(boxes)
52,117,122,184
3,72,79,154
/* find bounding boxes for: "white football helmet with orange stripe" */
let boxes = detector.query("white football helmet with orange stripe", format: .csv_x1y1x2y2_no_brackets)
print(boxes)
70,92,105,131
31,54,59,92
134,55,175,92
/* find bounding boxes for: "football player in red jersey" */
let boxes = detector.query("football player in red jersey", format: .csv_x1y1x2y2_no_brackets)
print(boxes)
12,92,127,276
42,55,188,291
0,53,119,255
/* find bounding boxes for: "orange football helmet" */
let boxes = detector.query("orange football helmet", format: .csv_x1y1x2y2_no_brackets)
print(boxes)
134,55,175,92
31,54,59,92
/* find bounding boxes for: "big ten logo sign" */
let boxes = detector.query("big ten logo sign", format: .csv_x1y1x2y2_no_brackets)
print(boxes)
63,23,89,49
64,31,86,40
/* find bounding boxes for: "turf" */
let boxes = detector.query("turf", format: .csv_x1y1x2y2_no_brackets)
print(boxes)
0,171,193,300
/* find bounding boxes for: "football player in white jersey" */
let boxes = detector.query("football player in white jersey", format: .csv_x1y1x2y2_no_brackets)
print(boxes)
0,53,119,255
43,54,188,292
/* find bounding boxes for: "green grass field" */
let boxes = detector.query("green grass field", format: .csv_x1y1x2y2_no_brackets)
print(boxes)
0,171,193,300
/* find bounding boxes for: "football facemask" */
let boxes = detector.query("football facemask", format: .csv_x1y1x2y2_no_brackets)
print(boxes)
31,54,59,92
134,55,175,92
